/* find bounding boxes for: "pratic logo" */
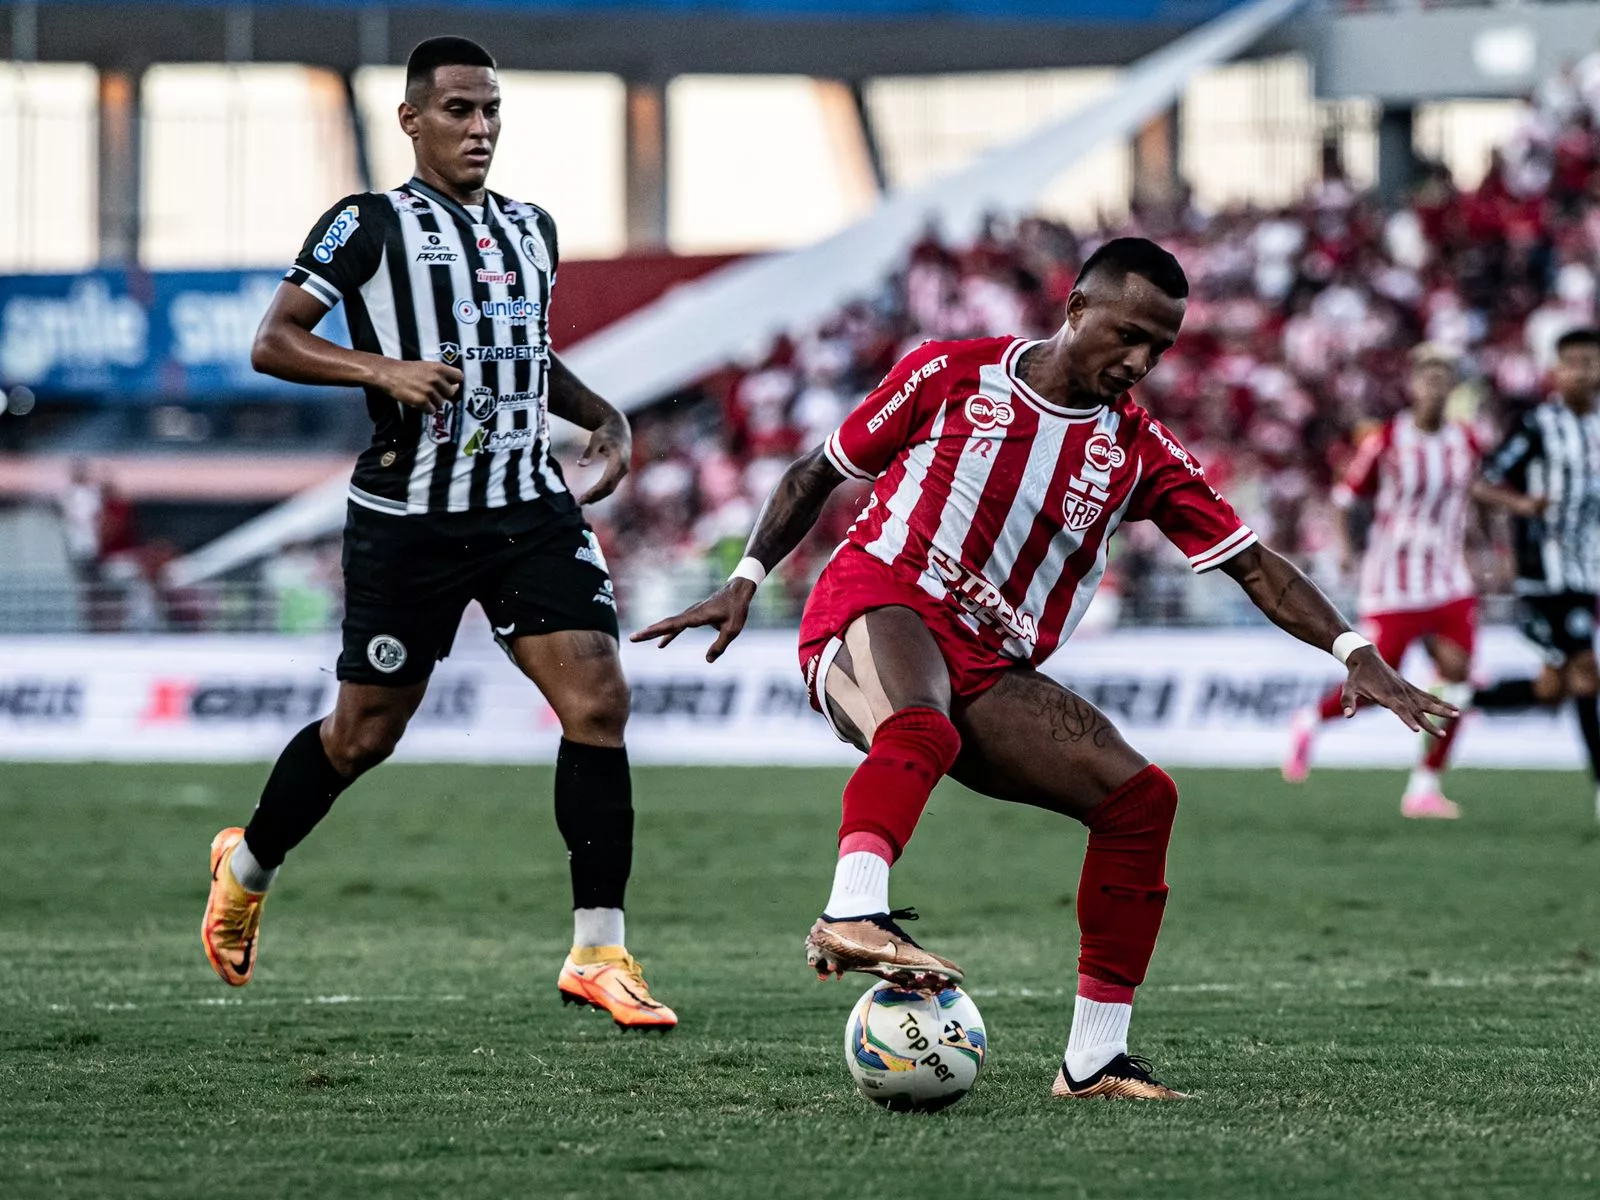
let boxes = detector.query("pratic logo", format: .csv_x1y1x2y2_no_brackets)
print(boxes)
139,678,329,725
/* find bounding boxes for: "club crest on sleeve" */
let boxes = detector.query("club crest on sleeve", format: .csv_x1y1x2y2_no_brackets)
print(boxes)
521,233,550,273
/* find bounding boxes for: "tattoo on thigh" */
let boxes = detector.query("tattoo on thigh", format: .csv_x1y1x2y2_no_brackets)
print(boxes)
1034,686,1113,749
565,631,619,661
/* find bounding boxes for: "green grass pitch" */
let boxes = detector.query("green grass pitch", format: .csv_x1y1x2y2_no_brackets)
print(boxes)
2,763,1598,1198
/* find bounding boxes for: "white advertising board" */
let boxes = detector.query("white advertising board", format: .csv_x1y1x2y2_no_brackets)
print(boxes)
0,624,1576,768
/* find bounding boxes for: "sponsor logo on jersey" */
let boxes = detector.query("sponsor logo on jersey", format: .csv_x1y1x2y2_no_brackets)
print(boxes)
926,546,1038,645
412,233,459,264
1062,476,1109,531
425,398,457,445
867,355,949,434
462,425,536,456
1084,432,1127,473
593,579,617,609
474,231,503,260
521,233,550,273
465,386,541,421
475,268,517,285
452,296,541,324
312,205,360,264
1146,420,1204,477
965,393,1014,431
436,341,546,364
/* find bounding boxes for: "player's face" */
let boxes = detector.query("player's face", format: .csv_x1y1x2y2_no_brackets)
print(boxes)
1063,274,1185,402
1408,362,1454,424
1554,343,1600,406
401,67,501,193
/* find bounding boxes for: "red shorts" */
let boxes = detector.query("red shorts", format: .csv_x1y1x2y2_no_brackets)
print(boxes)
799,546,1019,721
1358,597,1477,667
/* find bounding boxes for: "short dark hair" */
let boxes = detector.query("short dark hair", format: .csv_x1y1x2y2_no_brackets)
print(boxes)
1556,327,1600,355
1075,237,1189,300
405,36,496,99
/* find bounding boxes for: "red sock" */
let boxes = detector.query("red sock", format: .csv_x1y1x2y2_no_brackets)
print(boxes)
1076,764,1179,995
1316,685,1348,722
838,707,961,862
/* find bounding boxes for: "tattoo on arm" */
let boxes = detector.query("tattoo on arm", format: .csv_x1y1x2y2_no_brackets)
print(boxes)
744,447,846,569
1222,544,1349,651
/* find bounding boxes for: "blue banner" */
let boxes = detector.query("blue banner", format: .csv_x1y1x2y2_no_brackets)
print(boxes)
0,270,351,400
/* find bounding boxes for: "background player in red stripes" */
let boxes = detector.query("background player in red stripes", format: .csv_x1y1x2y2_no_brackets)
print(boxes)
1282,344,1483,818
635,238,1453,1100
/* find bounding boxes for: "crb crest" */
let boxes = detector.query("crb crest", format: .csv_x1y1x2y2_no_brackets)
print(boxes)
1062,476,1109,531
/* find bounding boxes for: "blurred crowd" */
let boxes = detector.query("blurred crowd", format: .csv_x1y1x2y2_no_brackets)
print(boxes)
589,64,1600,625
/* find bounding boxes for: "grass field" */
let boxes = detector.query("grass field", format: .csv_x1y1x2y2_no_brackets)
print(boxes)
2,763,1598,1199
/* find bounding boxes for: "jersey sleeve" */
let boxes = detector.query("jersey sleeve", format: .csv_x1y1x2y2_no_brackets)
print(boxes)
283,194,385,309
1481,412,1541,490
1127,418,1258,573
823,342,955,481
1331,423,1387,508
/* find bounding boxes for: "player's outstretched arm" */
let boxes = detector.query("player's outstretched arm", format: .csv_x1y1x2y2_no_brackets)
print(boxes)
251,283,461,413
631,446,846,662
548,354,632,505
1219,543,1458,734
1469,478,1547,518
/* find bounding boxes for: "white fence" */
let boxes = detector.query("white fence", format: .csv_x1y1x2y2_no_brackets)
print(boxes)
0,623,1576,769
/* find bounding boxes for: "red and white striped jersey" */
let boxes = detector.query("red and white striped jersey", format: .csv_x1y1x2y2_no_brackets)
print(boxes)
823,336,1256,666
1333,412,1482,615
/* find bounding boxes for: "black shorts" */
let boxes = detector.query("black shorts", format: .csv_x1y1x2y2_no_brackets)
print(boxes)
337,499,618,686
1518,590,1598,666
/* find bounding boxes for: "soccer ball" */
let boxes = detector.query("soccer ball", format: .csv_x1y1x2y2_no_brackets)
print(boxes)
844,980,987,1113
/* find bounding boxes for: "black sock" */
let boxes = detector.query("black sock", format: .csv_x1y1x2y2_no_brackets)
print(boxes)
554,738,633,910
1575,695,1600,784
1473,678,1541,710
243,720,352,869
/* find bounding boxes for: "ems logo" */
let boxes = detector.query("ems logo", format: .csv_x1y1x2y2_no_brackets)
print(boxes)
522,233,550,273
1062,476,1109,531
965,394,1014,431
367,635,407,675
1084,433,1127,473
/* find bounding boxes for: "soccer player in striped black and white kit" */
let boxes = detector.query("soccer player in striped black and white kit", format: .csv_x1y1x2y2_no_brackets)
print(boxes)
201,37,676,1029
635,239,1454,1098
1283,344,1484,818
1472,327,1600,817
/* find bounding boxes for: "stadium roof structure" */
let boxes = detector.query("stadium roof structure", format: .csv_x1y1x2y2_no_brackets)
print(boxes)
2,0,1293,76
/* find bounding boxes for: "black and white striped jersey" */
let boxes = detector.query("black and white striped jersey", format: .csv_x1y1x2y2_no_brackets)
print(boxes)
1483,397,1600,594
284,177,568,518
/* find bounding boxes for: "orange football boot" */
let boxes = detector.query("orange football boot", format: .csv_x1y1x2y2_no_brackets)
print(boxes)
202,827,267,987
558,946,677,1031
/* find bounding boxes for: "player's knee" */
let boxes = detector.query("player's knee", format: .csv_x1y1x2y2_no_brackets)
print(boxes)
325,712,408,776
558,673,631,743
1085,763,1178,835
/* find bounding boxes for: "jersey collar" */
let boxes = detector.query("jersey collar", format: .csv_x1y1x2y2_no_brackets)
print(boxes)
405,177,491,230
1005,338,1109,420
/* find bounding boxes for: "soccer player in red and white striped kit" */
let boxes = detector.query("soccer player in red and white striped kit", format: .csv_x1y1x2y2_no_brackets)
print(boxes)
1283,344,1483,818
638,239,1453,1100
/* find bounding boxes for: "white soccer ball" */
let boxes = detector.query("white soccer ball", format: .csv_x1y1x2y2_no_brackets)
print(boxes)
844,980,987,1112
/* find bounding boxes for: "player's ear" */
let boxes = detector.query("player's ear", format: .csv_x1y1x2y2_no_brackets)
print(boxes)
398,101,420,141
1065,289,1087,331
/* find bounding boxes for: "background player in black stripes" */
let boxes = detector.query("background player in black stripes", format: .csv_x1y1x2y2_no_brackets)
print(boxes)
1472,327,1600,819
200,37,678,1029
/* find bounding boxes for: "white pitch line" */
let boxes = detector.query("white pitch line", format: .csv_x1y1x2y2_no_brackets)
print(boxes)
966,971,1600,1000
40,993,472,1013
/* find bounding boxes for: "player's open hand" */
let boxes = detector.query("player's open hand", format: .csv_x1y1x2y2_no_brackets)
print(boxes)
1340,646,1459,735
380,360,462,413
630,580,756,662
577,416,632,505
1507,493,1549,519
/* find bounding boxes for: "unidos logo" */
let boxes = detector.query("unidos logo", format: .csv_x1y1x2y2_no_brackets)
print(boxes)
454,298,480,323
965,394,1014,432
1084,432,1127,473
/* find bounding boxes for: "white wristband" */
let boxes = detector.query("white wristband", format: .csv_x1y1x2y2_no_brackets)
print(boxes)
1332,631,1373,665
730,556,767,588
